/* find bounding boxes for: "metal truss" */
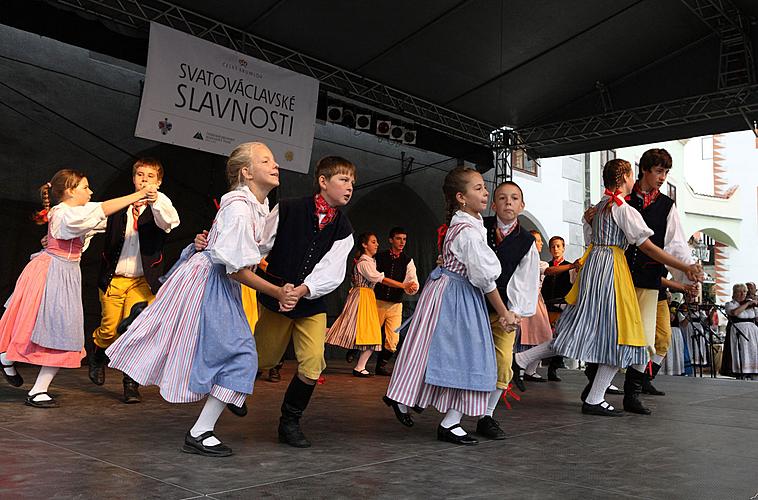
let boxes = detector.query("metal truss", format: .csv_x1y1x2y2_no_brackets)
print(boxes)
50,0,496,146
515,84,758,151
490,128,514,186
680,0,755,89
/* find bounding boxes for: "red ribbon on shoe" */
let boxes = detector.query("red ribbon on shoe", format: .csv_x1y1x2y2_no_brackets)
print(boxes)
500,383,522,410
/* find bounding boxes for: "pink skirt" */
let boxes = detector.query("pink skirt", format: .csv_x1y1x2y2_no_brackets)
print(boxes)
520,295,553,346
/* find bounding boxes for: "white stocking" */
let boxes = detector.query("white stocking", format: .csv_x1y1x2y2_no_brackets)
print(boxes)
190,396,226,446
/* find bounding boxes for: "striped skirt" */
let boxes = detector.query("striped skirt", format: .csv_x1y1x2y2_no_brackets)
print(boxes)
661,326,685,375
386,271,489,416
552,245,647,368
325,287,381,351
106,252,249,406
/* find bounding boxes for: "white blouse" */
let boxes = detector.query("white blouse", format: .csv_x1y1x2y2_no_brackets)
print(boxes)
356,254,385,284
725,300,758,320
448,211,502,294
583,196,654,247
209,186,269,275
49,202,107,242
495,217,540,317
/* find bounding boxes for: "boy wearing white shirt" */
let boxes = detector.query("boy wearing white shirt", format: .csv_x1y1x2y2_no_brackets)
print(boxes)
89,158,180,403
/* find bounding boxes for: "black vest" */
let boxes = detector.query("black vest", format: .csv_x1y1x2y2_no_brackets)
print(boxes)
374,250,411,303
97,204,168,294
624,192,675,290
257,196,353,319
542,259,573,312
483,216,534,312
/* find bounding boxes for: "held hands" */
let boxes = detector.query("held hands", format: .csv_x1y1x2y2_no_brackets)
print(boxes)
682,282,699,297
194,230,209,251
404,282,419,294
278,284,308,312
583,206,597,224
40,235,48,249
498,310,521,331
685,262,704,283
137,185,158,203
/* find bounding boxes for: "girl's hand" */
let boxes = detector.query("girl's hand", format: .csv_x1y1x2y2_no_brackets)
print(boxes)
194,230,209,251
685,263,704,283
144,185,159,203
278,283,298,311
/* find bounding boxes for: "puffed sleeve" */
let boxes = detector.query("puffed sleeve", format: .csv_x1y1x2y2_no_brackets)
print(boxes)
258,204,279,258
612,203,654,246
302,234,354,299
50,202,107,240
149,192,180,233
724,300,739,316
449,226,501,293
208,199,262,274
506,243,540,317
405,259,419,295
356,257,385,284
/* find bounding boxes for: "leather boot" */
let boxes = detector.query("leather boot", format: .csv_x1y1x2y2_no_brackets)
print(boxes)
580,363,598,402
88,346,108,386
122,373,142,404
278,376,315,448
375,349,394,376
623,367,651,415
642,362,666,396
548,356,563,382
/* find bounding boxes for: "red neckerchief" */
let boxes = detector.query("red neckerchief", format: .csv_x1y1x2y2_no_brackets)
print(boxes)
496,219,517,245
314,194,337,230
633,183,660,209
389,248,402,259
132,200,147,231
604,188,624,206
552,258,564,267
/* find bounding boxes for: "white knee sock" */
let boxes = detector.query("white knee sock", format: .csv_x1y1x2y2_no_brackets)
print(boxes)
1,352,17,376
586,364,618,406
29,366,59,401
630,363,647,373
651,354,664,365
515,341,555,369
190,396,226,446
440,409,465,436
484,388,503,417
354,350,373,372
525,360,541,377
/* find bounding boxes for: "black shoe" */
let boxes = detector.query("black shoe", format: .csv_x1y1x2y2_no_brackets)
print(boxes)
182,431,233,457
437,424,478,445
24,392,59,408
476,416,506,440
278,376,315,448
278,417,311,448
511,359,526,392
375,364,392,376
582,401,624,417
642,363,665,395
226,402,248,417
345,349,357,364
524,374,546,383
606,385,624,395
88,346,108,386
268,367,281,382
116,301,149,335
382,396,413,427
1,358,23,387
122,374,141,404
623,368,651,415
547,366,561,382
580,383,591,403
352,369,372,378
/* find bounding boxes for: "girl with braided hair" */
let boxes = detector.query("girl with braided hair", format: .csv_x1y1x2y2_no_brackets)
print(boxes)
384,166,518,445
0,169,154,407
512,159,701,416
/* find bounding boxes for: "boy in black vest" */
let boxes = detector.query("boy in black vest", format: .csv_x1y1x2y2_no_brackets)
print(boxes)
372,226,419,376
478,181,539,440
254,156,355,448
541,236,576,382
89,158,180,403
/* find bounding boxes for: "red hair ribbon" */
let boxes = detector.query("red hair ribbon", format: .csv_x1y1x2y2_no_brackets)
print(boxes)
604,188,624,206
500,383,521,410
436,224,448,250
212,198,220,210
33,208,49,224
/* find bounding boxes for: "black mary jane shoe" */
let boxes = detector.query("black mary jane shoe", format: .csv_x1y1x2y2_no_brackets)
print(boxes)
476,416,507,440
182,431,233,457
24,392,59,408
606,385,624,395
437,424,478,445
227,402,248,417
524,374,546,383
382,396,413,427
581,401,624,417
1,360,23,387
352,369,373,378
511,359,526,392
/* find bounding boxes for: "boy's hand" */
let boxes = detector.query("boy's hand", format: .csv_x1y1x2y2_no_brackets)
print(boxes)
583,206,597,224
194,230,209,251
40,235,48,249
405,282,419,294
143,185,158,204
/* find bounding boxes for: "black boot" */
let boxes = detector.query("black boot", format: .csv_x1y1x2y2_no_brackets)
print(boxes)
278,376,315,448
88,346,108,386
580,363,598,402
375,349,394,376
548,356,563,382
642,362,666,396
122,373,142,404
117,301,149,335
623,367,651,415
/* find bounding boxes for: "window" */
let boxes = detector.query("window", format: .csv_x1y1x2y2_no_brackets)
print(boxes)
701,137,713,160
667,183,677,203
511,149,539,176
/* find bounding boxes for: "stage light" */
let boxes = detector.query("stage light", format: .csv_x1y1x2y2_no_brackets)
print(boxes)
376,120,391,136
402,129,417,145
355,114,371,130
342,109,355,128
389,124,404,141
327,106,343,123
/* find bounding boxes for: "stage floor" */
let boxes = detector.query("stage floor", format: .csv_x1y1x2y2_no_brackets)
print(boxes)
2,362,758,499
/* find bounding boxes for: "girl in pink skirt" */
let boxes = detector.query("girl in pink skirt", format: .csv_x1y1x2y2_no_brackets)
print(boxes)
0,169,154,407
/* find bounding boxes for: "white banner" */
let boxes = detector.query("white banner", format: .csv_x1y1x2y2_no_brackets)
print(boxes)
135,23,319,173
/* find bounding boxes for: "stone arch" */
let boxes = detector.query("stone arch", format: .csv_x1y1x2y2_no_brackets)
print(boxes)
519,210,551,260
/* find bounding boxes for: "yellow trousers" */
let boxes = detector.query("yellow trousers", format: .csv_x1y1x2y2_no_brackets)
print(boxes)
254,307,326,380
92,276,154,349
376,300,403,352
654,299,673,356
490,312,517,390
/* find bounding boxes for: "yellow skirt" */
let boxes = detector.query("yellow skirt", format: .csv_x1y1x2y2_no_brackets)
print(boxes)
566,244,646,347
240,285,258,333
355,287,382,346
